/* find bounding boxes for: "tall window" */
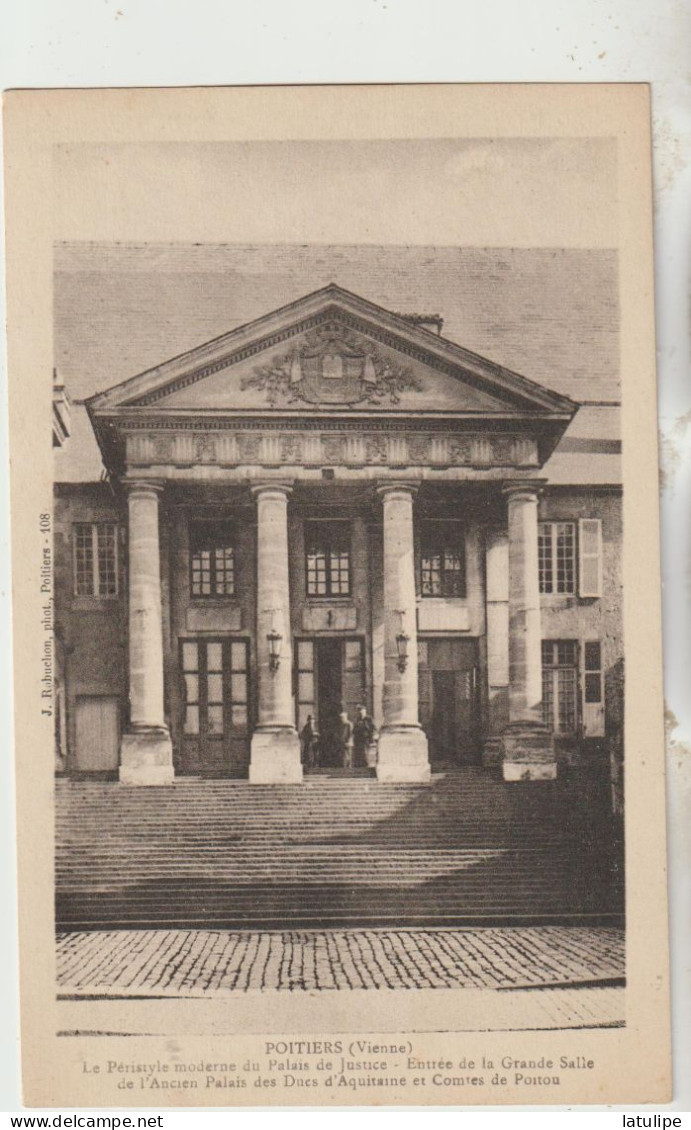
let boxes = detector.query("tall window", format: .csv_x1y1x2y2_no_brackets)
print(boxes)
73,522,118,596
305,521,351,597
538,521,576,594
420,521,466,598
190,520,235,598
542,640,578,735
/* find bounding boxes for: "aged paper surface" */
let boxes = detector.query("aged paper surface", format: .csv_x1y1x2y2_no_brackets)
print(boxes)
4,84,670,1106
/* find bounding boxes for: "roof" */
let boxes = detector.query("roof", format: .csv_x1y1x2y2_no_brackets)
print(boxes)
54,404,106,482
542,405,621,486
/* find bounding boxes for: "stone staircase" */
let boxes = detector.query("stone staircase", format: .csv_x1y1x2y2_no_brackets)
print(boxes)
55,768,623,930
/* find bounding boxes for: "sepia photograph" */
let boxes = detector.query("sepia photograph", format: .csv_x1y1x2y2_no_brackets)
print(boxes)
53,238,624,1015
4,85,670,1106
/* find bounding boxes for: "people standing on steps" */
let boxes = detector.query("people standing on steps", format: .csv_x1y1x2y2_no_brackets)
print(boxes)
338,706,354,770
353,704,375,768
299,714,318,770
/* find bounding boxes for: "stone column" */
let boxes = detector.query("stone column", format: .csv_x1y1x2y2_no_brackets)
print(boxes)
249,482,302,783
501,481,556,781
376,483,430,783
119,480,174,785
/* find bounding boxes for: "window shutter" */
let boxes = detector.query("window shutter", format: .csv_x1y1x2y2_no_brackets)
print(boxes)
582,640,605,737
578,518,602,598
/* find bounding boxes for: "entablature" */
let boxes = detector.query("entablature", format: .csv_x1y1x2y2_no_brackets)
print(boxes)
123,427,540,474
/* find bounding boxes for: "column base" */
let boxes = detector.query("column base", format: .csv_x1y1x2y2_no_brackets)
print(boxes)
376,726,431,783
119,727,174,786
500,721,557,781
249,728,303,784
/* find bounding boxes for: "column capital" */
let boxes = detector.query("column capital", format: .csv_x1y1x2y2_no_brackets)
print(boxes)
250,480,294,501
502,478,547,503
123,478,166,497
376,480,420,502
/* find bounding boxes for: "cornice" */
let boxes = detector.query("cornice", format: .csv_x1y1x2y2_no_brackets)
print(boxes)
114,415,560,433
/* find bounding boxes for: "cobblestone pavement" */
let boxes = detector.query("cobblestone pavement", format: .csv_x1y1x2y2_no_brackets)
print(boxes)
57,925,624,996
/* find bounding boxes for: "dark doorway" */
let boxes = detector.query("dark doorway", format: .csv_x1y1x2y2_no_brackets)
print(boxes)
316,637,343,765
296,636,366,771
418,637,480,765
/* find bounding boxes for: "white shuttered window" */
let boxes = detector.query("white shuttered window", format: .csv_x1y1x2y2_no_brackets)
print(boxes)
578,518,603,598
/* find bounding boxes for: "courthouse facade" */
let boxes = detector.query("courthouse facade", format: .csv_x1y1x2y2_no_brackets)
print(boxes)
54,285,623,793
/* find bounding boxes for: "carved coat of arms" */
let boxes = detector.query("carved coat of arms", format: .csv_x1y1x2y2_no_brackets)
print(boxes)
241,320,422,407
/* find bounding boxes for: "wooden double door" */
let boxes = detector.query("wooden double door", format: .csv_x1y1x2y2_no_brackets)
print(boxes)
418,637,480,765
179,638,250,776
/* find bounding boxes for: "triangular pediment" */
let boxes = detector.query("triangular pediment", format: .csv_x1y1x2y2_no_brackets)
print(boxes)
127,319,515,415
88,284,577,419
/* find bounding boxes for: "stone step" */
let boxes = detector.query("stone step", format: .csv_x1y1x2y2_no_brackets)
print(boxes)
58,865,576,882
59,869,575,888
56,808,561,823
58,827,550,840
53,823,598,843
54,781,542,802
57,810,554,817
57,856,580,873
57,840,566,857
56,808,549,820
58,905,620,930
57,832,559,842
57,847,568,863
56,844,570,862
57,888,601,907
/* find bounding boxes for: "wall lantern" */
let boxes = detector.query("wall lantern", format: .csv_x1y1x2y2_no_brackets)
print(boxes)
395,609,410,674
267,627,283,673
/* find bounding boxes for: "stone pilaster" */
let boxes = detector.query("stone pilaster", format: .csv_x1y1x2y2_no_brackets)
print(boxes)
375,483,430,783
119,480,174,785
483,528,509,767
249,482,302,783
501,482,556,781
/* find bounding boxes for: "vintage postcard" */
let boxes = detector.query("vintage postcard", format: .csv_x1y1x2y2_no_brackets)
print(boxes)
4,84,670,1106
